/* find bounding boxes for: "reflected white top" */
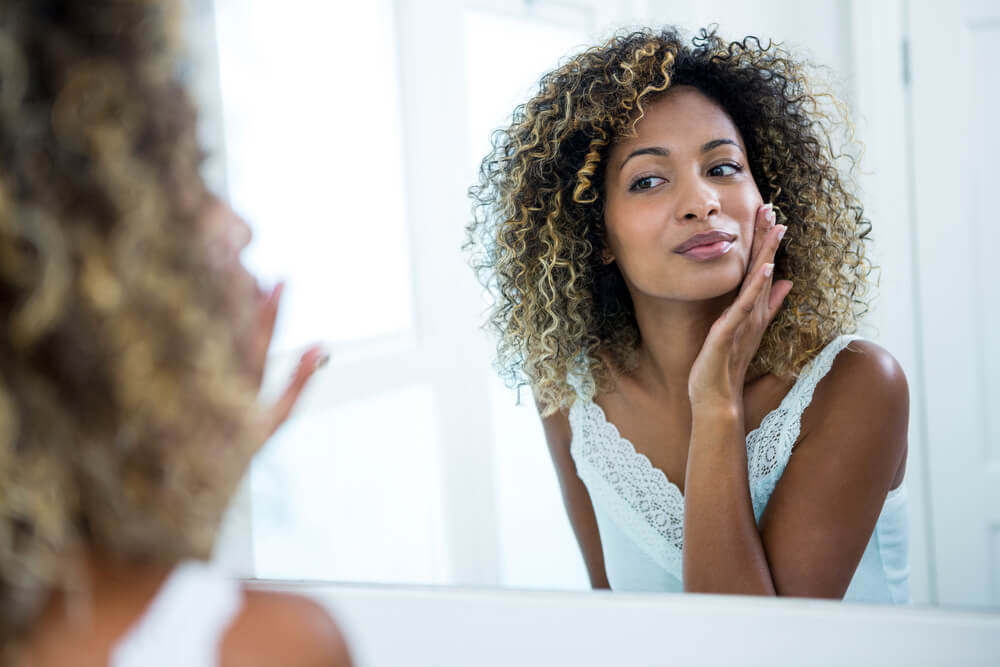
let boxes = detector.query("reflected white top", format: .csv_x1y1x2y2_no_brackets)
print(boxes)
569,335,911,603
110,560,244,666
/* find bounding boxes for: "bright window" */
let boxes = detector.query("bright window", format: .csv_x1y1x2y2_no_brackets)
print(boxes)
211,0,609,589
214,0,412,353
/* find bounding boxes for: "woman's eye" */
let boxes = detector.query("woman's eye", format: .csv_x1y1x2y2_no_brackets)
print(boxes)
630,175,665,191
708,163,741,177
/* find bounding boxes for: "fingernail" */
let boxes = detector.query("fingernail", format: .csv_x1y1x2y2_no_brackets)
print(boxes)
764,204,775,225
315,352,330,370
777,225,786,241
763,263,774,277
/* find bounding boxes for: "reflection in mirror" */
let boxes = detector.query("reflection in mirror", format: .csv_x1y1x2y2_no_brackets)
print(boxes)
195,0,1000,611
468,24,913,601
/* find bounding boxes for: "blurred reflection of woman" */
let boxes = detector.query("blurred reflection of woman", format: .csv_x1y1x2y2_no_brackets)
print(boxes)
0,1,350,664
468,28,910,601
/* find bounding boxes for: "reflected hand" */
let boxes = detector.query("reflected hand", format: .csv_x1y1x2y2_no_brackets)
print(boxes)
247,282,327,444
201,197,326,445
688,203,793,410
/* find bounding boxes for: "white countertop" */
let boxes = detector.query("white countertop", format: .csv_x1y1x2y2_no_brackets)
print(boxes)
249,581,1000,666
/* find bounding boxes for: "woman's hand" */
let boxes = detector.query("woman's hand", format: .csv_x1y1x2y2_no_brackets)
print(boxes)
202,196,326,447
247,282,327,444
688,204,793,410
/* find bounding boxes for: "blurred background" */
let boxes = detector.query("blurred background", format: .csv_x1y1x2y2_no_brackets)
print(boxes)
187,0,998,610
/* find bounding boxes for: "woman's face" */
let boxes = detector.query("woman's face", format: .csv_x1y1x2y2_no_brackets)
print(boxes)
200,194,261,318
603,85,763,303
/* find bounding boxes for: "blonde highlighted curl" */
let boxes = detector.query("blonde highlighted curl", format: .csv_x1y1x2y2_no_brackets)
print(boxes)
467,27,873,415
0,0,256,647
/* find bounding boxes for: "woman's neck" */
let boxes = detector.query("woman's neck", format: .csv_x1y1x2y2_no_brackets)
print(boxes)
629,288,737,402
21,548,174,664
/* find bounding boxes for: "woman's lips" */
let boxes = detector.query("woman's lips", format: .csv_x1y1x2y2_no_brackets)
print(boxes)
677,239,735,260
673,229,737,260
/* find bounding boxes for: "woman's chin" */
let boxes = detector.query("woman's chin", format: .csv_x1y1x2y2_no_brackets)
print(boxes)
661,273,745,303
636,284,741,305
684,284,742,303
628,261,747,304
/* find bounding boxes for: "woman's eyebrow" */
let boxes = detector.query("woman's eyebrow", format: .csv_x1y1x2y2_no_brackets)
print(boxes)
618,138,743,171
701,138,742,153
618,146,669,170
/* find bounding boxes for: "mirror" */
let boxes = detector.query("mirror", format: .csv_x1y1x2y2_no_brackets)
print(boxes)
187,0,1000,611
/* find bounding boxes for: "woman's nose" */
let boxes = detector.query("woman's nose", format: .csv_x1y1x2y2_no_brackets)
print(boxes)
203,196,253,267
676,178,720,221
227,206,252,253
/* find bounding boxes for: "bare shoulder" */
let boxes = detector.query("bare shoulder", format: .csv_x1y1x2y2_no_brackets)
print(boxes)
801,338,909,478
539,404,571,435
537,394,572,443
816,339,908,411
221,589,352,667
537,400,581,483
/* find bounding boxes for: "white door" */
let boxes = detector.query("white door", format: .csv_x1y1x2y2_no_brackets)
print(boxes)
907,0,1000,608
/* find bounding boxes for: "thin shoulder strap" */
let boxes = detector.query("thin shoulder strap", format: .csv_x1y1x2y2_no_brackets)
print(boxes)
747,334,863,519
110,561,244,667
785,334,863,412
567,363,596,403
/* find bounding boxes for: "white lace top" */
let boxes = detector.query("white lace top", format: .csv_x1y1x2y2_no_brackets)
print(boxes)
569,335,911,603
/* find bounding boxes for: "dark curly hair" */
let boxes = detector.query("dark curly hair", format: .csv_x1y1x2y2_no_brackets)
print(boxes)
0,0,256,649
467,27,873,414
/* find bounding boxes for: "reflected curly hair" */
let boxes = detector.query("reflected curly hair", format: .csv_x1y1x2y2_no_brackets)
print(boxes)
0,0,256,647
467,27,873,415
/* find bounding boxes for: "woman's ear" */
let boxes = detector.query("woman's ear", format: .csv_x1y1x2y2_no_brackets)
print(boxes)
601,248,615,265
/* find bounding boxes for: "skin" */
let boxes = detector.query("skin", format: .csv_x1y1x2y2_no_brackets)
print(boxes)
542,86,908,596
18,198,348,666
22,551,351,667
200,195,329,442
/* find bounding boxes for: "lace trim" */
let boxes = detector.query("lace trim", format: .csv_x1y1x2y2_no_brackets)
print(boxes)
570,398,685,577
569,335,861,577
746,335,861,519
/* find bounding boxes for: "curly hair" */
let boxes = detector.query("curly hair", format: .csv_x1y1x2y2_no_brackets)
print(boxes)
467,27,873,415
0,0,257,647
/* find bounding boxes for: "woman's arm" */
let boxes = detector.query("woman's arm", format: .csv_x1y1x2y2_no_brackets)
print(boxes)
683,341,908,596
683,403,774,594
682,206,788,594
539,408,610,589
756,341,908,597
683,206,908,596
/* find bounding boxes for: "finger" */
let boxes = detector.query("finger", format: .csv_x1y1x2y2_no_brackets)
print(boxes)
758,221,785,269
748,221,787,289
746,204,776,277
250,283,283,384
725,261,774,334
754,259,775,317
739,227,784,309
743,214,780,295
767,279,794,318
261,345,327,439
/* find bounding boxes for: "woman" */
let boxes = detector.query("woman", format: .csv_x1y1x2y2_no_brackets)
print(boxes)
468,28,910,601
0,1,351,664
